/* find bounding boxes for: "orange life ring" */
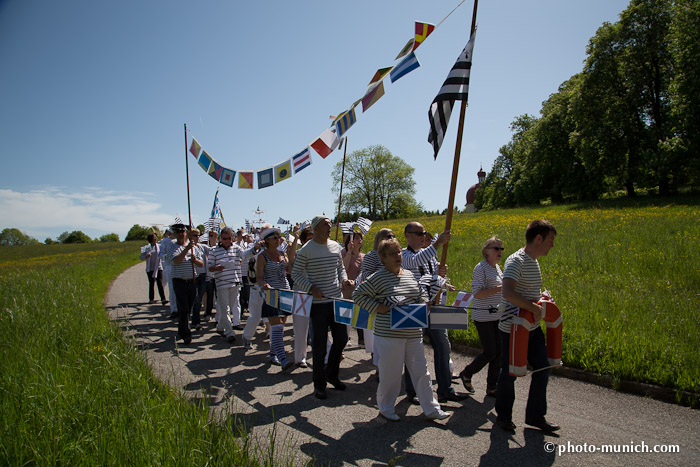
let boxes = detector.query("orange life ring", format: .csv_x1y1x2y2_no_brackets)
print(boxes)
508,300,562,377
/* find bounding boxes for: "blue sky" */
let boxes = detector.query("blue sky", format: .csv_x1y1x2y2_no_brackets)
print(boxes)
0,0,630,241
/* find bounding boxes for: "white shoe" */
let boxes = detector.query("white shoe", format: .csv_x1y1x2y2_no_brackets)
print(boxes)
426,409,451,421
379,411,400,422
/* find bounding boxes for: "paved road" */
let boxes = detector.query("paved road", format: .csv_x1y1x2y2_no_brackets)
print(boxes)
106,264,699,466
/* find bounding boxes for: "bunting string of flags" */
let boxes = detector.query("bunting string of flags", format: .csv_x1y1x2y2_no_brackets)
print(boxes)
186,0,469,189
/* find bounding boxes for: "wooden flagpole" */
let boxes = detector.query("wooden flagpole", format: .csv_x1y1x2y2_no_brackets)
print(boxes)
184,123,196,276
334,136,348,242
439,0,479,268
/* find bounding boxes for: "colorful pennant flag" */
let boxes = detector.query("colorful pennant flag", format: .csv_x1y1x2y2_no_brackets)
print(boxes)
333,299,354,326
293,291,312,317
351,303,375,330
335,108,356,139
368,66,393,85
311,128,339,158
258,167,274,189
279,290,294,314
395,38,415,60
451,291,474,309
412,21,435,51
429,305,469,330
219,168,235,187
274,159,293,183
362,81,385,113
265,288,279,308
390,304,429,329
239,172,254,189
189,138,201,159
198,150,212,171
390,52,420,83
428,31,476,159
292,147,312,173
208,160,223,181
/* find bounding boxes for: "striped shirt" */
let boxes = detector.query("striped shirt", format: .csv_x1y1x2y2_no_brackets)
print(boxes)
360,249,383,280
499,248,542,333
402,245,438,281
291,239,347,303
353,268,428,339
261,251,289,289
471,260,503,322
168,242,203,280
209,243,244,289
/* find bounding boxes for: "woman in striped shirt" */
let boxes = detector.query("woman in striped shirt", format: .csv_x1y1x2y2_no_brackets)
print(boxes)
353,238,450,422
459,236,504,397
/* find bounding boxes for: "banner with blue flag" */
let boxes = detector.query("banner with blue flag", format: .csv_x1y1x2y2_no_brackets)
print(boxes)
429,304,469,330
390,53,420,83
279,289,294,314
390,304,428,329
333,299,354,326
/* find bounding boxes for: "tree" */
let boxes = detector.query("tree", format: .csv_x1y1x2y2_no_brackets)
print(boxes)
99,233,120,242
62,230,92,244
331,145,419,220
125,224,152,242
0,228,39,246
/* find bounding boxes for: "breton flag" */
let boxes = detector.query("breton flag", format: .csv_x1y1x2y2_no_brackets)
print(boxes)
412,21,435,51
274,159,293,183
311,128,339,158
292,147,312,173
245,219,251,231
277,217,290,225
189,137,201,159
428,31,476,159
339,222,355,234
239,172,254,189
390,52,420,83
335,108,356,139
356,217,373,234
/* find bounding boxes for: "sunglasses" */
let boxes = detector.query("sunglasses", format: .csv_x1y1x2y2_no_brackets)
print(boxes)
408,231,428,236
491,247,505,251
191,234,200,237
221,236,233,241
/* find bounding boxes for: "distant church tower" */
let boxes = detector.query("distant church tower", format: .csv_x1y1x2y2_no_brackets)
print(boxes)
465,167,486,213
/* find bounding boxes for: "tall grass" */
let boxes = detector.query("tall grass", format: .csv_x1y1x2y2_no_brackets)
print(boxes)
0,242,281,465
362,195,700,393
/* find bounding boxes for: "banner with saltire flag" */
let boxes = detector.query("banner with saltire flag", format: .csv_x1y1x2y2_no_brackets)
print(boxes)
293,291,312,317
362,81,385,113
292,147,312,173
428,30,476,159
265,288,279,308
333,299,354,325
335,108,356,139
429,304,469,329
279,289,294,314
368,66,393,85
220,168,235,187
451,291,474,309
274,159,293,183
198,150,213,171
350,303,375,330
258,167,274,188
189,137,201,159
390,304,428,329
210,188,221,219
356,217,373,234
239,171,254,189
208,160,223,181
311,128,339,158
390,52,420,83
395,38,414,60
412,21,435,51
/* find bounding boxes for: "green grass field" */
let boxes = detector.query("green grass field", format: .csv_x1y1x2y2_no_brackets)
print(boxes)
360,195,700,394
0,241,284,466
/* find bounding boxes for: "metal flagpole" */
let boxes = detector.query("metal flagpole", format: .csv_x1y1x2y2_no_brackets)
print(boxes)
334,136,348,242
439,0,479,268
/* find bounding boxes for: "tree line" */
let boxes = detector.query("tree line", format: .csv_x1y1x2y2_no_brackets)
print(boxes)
476,0,699,210
0,225,162,246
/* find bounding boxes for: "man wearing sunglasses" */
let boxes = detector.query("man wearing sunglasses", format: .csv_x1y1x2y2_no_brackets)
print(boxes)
209,227,244,344
402,222,469,404
168,223,204,345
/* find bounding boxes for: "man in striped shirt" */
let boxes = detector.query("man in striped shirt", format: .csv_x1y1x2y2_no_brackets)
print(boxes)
291,215,354,400
495,219,559,433
168,223,204,345
402,222,469,404
208,227,244,343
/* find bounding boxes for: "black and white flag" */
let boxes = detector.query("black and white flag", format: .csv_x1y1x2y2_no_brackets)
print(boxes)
356,217,373,234
428,31,476,160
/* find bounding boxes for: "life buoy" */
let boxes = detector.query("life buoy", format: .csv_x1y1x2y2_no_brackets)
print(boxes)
508,300,562,377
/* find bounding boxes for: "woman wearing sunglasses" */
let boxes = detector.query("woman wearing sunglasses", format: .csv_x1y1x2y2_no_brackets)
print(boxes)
459,236,505,397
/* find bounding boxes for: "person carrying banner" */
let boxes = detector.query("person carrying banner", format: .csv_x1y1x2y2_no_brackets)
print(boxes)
257,227,294,371
140,232,166,305
189,228,207,331
495,219,560,433
236,229,251,316
159,229,178,318
402,221,468,404
289,226,313,367
168,223,204,345
353,237,450,422
458,236,504,397
291,215,354,400
203,230,218,320
208,227,244,344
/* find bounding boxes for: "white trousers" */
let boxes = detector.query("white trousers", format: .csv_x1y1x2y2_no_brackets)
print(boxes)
374,335,440,416
292,313,310,364
216,285,240,337
243,286,263,340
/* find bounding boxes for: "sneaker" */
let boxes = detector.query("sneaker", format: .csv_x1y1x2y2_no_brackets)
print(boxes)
243,337,252,350
269,355,281,366
379,411,400,422
296,361,308,368
426,409,451,421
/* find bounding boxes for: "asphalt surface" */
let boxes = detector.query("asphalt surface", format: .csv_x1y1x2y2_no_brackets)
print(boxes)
105,263,699,466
